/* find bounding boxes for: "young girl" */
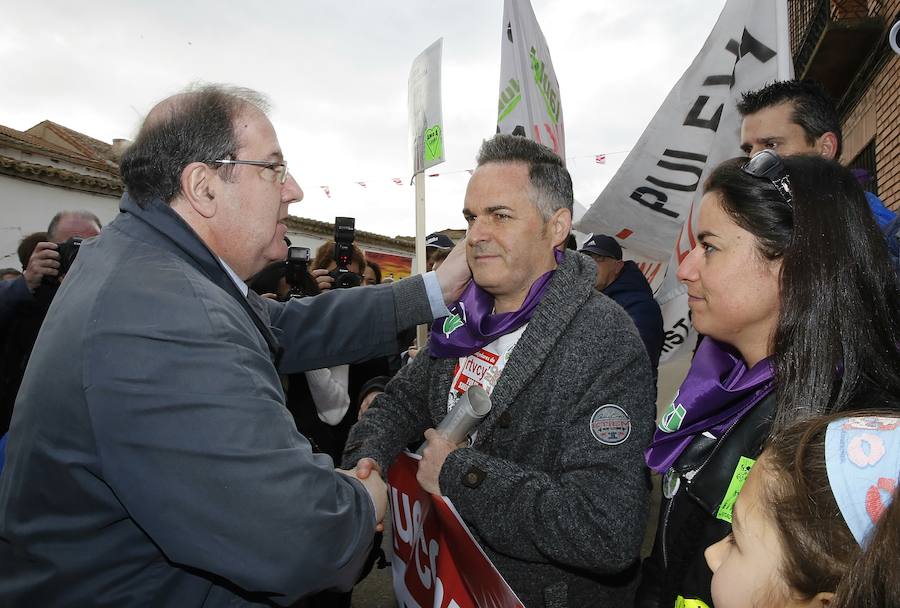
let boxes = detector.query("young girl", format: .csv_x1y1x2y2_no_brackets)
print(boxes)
705,411,900,607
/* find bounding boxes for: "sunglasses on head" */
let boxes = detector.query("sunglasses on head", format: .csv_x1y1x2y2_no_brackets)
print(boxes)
741,149,792,204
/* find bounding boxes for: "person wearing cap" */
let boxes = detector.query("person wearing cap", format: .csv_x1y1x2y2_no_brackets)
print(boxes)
580,234,663,376
425,232,454,271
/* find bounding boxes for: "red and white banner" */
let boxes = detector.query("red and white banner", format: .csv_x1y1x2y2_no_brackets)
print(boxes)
387,452,524,608
576,0,793,362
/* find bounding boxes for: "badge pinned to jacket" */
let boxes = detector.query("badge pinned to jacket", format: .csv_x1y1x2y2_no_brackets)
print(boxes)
590,404,631,446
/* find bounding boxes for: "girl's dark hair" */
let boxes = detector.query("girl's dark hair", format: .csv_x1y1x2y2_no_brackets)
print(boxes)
761,409,899,605
704,156,900,432
832,492,900,607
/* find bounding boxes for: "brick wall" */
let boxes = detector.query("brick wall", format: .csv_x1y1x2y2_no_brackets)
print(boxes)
844,0,900,210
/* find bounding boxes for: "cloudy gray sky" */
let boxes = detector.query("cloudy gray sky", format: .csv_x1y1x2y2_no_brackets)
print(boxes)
1,1,727,238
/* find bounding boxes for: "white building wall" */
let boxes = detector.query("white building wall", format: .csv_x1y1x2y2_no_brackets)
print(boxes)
0,175,119,268
0,174,417,270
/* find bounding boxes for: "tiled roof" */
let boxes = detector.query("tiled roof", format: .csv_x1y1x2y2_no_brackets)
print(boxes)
0,124,119,176
26,120,115,161
0,155,123,197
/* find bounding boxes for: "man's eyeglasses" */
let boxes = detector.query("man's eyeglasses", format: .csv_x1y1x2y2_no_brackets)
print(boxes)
211,159,289,184
741,149,792,204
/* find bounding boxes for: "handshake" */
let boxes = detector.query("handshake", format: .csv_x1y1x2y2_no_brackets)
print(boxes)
337,385,493,528
337,458,389,531
335,434,456,532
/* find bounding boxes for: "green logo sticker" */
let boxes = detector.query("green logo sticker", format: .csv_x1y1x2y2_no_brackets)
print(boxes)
424,125,443,162
442,313,464,338
658,397,686,433
716,456,756,523
675,596,711,608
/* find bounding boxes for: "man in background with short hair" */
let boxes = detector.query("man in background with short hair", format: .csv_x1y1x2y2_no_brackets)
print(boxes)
738,79,898,276
580,233,663,378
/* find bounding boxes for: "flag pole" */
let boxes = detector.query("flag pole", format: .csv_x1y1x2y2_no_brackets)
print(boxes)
415,167,428,348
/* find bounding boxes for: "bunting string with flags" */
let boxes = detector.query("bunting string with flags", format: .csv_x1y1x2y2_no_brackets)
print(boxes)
576,0,793,363
300,151,627,199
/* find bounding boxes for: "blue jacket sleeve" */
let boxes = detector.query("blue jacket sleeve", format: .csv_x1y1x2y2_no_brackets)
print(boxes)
0,277,31,328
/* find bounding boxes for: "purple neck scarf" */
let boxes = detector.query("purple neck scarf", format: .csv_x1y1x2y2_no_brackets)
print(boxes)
429,249,563,358
645,338,775,474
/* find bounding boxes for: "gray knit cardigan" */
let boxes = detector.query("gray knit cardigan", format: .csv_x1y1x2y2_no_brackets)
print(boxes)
344,249,656,608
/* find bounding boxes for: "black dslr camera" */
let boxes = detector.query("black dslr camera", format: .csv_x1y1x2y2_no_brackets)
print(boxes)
285,246,312,298
329,216,362,289
42,237,83,285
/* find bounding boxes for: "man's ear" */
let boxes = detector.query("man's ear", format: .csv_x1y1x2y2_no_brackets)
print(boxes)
816,132,839,161
549,207,573,248
179,161,217,219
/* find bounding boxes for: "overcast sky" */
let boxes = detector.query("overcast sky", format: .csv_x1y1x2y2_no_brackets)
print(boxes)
1,1,727,238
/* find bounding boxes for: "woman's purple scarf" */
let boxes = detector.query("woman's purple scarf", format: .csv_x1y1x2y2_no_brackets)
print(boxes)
429,249,563,358
645,337,775,474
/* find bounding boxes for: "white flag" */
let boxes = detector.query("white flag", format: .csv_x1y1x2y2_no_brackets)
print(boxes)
577,0,792,362
497,0,565,159
408,38,445,172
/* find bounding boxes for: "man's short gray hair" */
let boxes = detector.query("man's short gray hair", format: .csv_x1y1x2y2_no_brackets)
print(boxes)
119,83,270,207
476,134,573,220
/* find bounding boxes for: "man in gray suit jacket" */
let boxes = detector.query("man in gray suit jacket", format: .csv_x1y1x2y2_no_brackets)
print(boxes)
344,135,656,607
0,85,468,607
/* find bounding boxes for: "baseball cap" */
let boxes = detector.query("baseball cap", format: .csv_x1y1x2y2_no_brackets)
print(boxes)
579,234,622,260
425,233,455,250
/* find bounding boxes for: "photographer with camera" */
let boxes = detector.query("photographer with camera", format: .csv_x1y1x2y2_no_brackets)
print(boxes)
298,224,398,459
0,210,101,434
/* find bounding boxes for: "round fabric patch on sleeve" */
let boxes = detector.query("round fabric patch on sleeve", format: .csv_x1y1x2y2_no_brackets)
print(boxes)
590,404,631,445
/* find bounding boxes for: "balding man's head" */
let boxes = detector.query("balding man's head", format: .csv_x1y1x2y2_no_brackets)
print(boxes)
119,84,269,207
47,211,102,243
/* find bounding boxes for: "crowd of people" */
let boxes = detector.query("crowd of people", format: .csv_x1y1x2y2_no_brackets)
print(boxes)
0,77,897,608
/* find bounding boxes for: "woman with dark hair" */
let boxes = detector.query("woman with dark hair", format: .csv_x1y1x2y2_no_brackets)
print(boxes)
636,151,900,607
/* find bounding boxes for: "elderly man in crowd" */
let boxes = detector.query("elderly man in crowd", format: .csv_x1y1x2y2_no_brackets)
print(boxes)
0,84,467,606
344,134,655,607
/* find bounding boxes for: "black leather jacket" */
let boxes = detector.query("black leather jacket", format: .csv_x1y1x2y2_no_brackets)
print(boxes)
635,392,776,608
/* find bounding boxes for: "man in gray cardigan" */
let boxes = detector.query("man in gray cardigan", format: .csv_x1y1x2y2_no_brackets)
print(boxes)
344,135,656,607
0,85,468,607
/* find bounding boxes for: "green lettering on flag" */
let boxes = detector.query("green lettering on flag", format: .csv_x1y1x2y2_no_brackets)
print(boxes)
497,78,522,121
716,456,756,523
529,46,560,125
